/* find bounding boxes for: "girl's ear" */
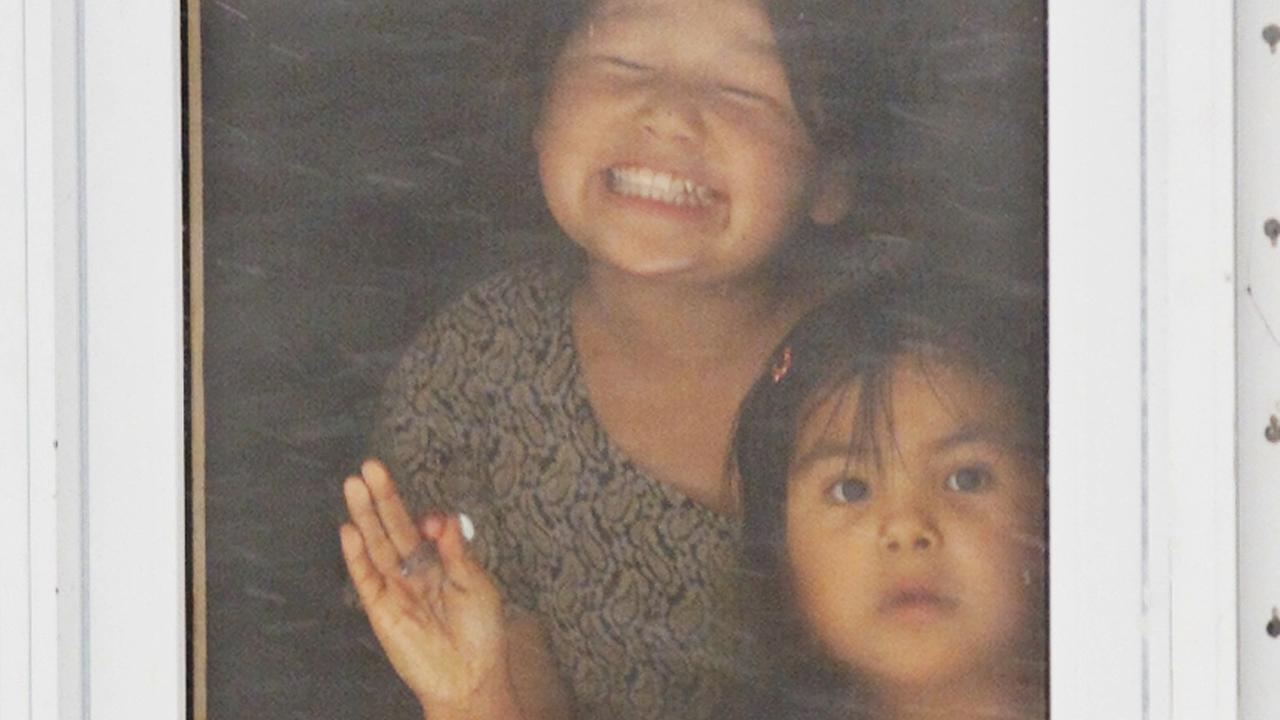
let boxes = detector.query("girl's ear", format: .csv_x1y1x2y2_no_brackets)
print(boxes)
807,157,856,227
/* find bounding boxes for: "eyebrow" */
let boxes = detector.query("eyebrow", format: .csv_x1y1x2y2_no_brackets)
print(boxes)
790,442,866,478
931,425,1011,452
790,426,1013,477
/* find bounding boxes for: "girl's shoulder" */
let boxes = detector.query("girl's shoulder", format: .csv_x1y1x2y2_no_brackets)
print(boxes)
445,259,578,330
396,259,578,374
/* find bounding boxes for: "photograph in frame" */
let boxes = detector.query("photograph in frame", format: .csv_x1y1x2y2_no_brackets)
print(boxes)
187,1,1048,718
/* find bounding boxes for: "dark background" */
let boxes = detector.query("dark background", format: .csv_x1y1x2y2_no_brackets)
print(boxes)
197,1,1045,718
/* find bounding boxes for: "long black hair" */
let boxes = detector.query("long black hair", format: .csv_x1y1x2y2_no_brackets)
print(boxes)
729,272,1046,720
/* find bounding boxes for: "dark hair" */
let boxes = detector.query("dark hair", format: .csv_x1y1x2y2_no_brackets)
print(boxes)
729,272,1046,720
510,0,900,156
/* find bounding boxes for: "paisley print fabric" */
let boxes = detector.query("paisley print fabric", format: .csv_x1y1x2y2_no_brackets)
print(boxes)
370,261,742,720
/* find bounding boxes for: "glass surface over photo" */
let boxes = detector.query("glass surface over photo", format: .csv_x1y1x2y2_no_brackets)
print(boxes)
193,1,1046,718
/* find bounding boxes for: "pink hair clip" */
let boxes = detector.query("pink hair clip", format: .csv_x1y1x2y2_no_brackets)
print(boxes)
771,346,793,384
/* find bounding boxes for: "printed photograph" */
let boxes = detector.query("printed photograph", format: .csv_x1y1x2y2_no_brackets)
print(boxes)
191,1,1047,718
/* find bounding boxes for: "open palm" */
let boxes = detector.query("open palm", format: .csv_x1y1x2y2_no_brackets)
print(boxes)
340,460,516,719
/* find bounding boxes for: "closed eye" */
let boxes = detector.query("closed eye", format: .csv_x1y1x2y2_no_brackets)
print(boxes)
604,55,651,72
718,84,769,102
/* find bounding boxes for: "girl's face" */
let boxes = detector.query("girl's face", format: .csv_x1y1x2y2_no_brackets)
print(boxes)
784,359,1045,696
534,0,849,284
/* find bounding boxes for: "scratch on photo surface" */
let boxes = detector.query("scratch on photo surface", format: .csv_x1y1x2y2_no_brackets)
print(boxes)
285,161,329,180
213,0,248,21
448,31,488,45
447,207,494,225
244,585,289,606
1245,286,1280,349
1241,238,1280,351
212,257,267,278
203,116,257,147
269,43,308,62
428,148,466,167
362,173,420,191
263,619,323,638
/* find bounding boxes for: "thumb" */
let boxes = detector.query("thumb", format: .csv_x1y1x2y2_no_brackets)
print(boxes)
418,511,444,541
436,515,482,590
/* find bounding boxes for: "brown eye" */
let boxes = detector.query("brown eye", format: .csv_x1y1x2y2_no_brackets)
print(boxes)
827,478,871,504
945,466,992,493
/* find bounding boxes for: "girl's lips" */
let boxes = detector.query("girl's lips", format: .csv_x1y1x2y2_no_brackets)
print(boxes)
878,588,959,615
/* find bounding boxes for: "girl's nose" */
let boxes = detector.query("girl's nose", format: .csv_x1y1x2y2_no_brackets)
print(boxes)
877,507,940,553
637,81,705,144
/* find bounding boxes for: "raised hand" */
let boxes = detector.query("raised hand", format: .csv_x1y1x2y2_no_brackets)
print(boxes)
340,459,521,720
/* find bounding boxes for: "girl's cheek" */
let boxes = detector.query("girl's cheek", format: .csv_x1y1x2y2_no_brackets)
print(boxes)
715,107,815,164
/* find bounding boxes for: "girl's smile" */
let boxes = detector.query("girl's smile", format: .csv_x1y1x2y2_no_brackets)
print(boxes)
606,166,717,208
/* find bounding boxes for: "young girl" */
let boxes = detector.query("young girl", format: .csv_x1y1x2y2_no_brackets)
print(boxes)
731,276,1046,720
339,1,895,719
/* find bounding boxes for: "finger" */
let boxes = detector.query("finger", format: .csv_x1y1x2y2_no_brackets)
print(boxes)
361,459,423,558
344,475,403,578
342,524,434,636
339,523,389,610
419,511,445,542
422,562,449,626
436,515,486,593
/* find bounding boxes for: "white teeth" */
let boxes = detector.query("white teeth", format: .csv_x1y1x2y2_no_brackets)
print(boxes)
607,167,714,208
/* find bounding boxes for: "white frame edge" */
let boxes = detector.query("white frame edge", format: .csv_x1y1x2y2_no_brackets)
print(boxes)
81,0,187,717
4,0,87,717
1144,0,1239,716
1235,0,1279,712
1,0,34,711
1047,0,1146,714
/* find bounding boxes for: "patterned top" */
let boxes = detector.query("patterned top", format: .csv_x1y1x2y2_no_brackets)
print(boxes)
370,261,742,720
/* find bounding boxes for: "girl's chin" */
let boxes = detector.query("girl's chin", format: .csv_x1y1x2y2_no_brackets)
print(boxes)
574,235,775,288
611,255,700,278
582,242,704,281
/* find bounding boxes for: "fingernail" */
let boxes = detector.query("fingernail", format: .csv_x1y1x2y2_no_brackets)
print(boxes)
458,512,475,542
421,513,444,538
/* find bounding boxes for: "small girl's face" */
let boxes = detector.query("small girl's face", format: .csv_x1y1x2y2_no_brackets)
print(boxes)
534,0,849,284
784,359,1045,696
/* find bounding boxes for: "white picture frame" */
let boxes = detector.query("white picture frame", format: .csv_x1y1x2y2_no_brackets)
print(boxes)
0,0,1241,717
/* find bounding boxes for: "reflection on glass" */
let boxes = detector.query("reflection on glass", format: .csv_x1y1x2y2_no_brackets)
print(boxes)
195,0,1045,718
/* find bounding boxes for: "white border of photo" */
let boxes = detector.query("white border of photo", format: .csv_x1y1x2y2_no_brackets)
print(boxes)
0,0,1240,717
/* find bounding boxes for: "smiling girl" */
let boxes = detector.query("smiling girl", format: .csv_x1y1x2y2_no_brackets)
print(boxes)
338,1,893,719
732,276,1047,720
